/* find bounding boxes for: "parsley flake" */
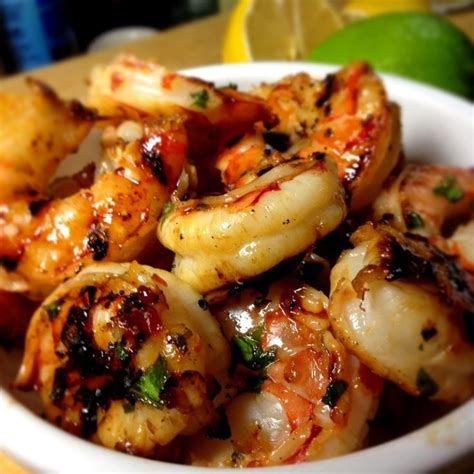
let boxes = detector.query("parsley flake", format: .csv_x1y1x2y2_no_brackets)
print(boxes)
321,380,348,407
406,210,425,229
433,175,464,202
114,341,128,361
132,356,170,407
43,298,65,321
160,201,174,224
416,368,438,397
233,326,276,370
191,89,209,109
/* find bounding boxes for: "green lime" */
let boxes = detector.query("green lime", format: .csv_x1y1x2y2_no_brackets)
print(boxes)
307,13,474,99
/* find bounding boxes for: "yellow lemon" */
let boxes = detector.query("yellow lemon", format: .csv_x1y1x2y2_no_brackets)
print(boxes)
222,0,343,62
343,0,431,19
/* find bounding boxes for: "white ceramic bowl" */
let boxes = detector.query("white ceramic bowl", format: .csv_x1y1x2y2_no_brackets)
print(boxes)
1,62,473,473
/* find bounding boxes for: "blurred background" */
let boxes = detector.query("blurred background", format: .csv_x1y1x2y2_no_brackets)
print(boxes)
0,0,472,99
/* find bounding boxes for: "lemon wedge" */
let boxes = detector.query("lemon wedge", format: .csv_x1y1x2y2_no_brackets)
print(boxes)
343,0,431,19
222,0,343,62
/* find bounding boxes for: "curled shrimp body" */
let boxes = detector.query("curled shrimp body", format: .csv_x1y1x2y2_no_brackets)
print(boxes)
329,222,474,403
0,79,95,202
373,164,474,271
158,151,347,294
253,62,401,210
0,113,187,300
187,279,381,467
87,54,276,141
16,262,230,458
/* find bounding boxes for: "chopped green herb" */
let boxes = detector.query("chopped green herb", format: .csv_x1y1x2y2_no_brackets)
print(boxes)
191,89,209,108
416,368,438,397
132,356,170,407
115,341,128,361
406,211,425,229
421,327,437,341
160,201,174,224
233,326,276,370
43,298,65,321
122,401,135,413
226,83,238,90
433,175,464,202
418,343,424,351
321,380,348,408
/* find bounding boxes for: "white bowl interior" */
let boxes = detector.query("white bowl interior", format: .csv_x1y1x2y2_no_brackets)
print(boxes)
1,62,473,473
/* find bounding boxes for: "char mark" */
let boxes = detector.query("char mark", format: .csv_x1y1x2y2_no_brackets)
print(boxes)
86,223,109,261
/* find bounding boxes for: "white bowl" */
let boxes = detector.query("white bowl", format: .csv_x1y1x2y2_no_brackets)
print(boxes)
1,62,473,473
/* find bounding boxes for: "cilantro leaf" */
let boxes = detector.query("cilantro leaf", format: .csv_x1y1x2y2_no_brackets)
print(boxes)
233,326,276,370
160,201,174,224
406,210,424,229
114,341,128,361
191,89,209,109
433,175,464,202
321,380,348,407
132,356,170,407
43,298,65,320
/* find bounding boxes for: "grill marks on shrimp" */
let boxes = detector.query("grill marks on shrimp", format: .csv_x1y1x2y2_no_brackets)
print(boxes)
46,281,170,436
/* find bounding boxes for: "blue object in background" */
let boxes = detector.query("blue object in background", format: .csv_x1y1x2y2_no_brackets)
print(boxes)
0,0,76,71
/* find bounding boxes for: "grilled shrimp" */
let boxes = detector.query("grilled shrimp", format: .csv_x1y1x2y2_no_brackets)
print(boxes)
158,150,347,294
87,54,276,141
187,279,381,467
253,62,401,210
0,79,95,202
329,222,474,403
373,164,474,271
0,110,187,299
16,262,230,458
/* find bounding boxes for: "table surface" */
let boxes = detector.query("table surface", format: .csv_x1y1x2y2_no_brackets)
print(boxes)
0,9,473,98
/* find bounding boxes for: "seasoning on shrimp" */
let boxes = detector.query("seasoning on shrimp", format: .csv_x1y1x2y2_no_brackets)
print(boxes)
0,107,188,300
158,140,347,294
252,62,402,210
16,262,230,456
329,222,474,403
187,279,381,467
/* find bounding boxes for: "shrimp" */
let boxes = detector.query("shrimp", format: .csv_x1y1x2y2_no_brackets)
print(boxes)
0,111,187,300
87,54,276,143
215,131,285,189
158,150,347,294
373,164,474,271
16,262,230,458
252,62,401,210
329,222,474,403
0,79,95,202
187,279,381,467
